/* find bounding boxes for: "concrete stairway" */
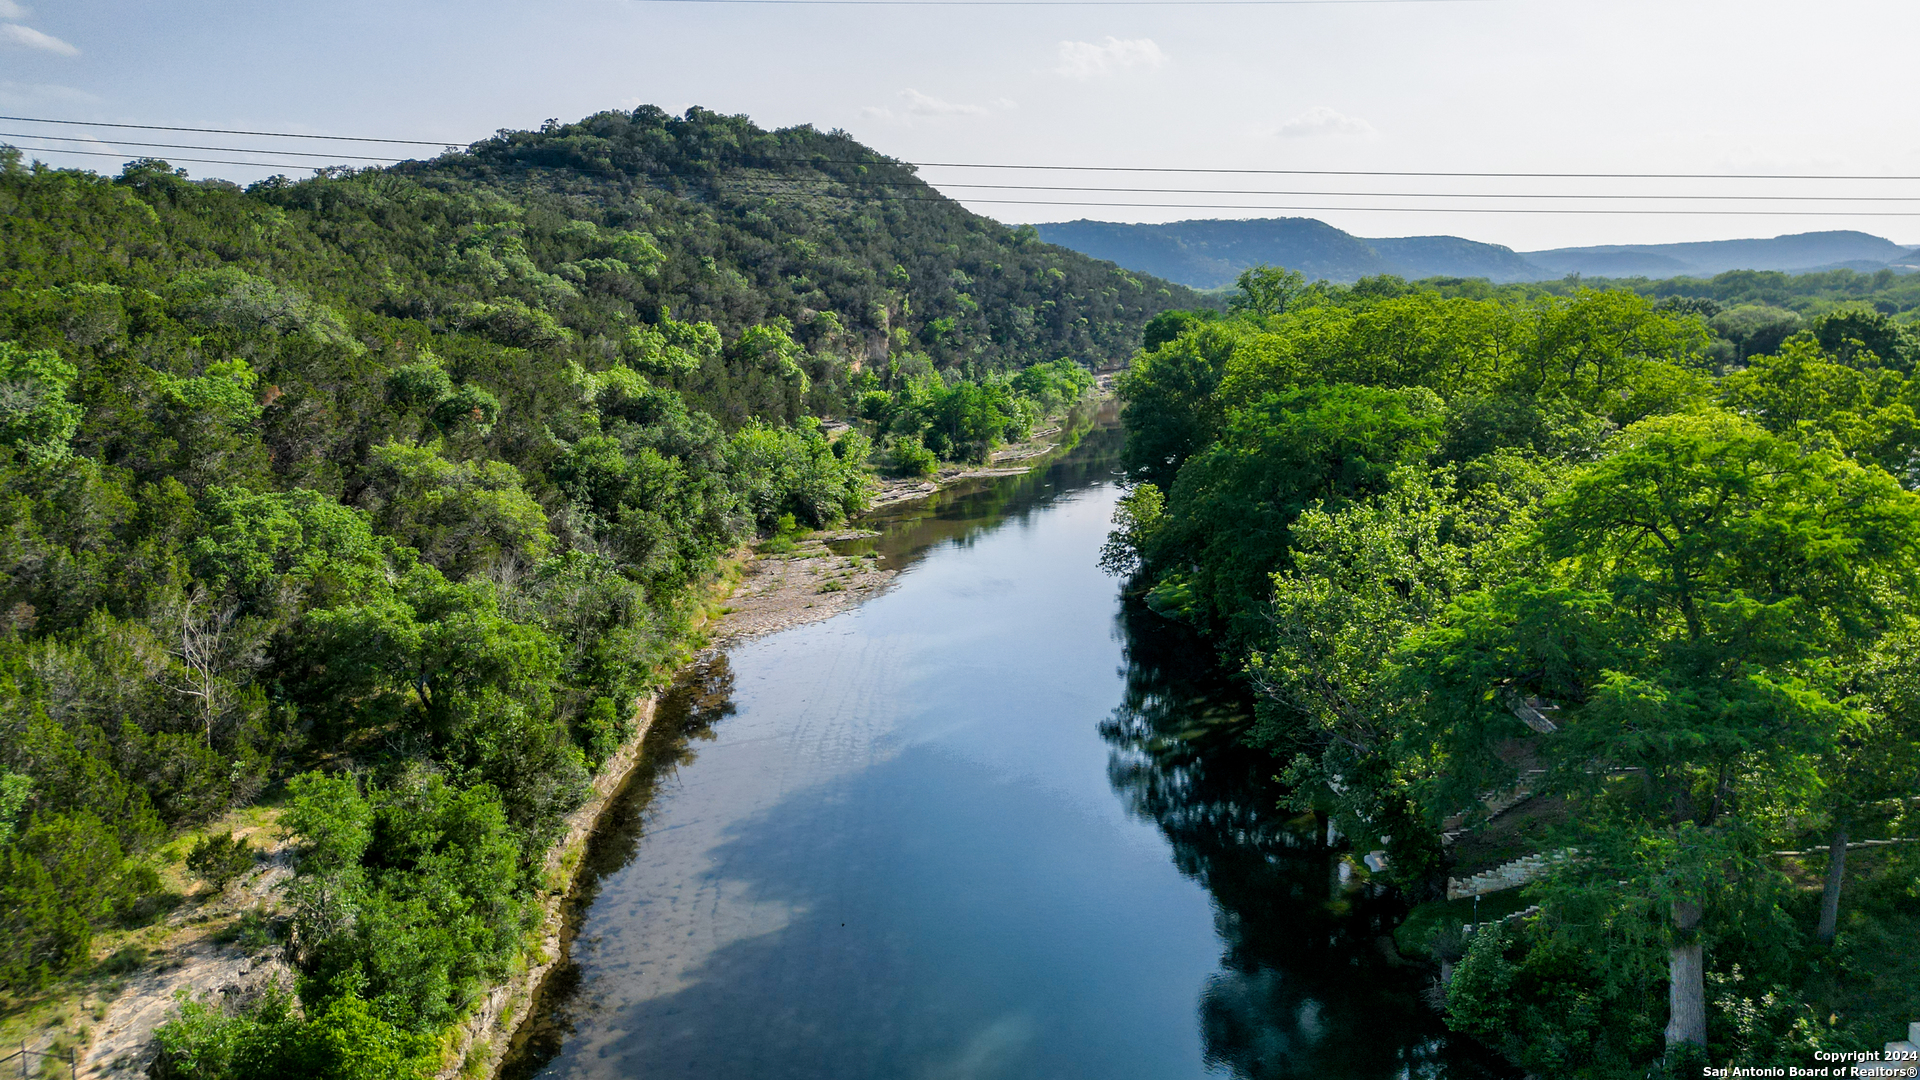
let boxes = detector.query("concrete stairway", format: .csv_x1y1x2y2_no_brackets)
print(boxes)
1850,1021,1920,1078
1445,849,1572,900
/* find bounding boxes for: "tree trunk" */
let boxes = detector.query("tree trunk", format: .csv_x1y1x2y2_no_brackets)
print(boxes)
1666,898,1707,1052
1816,821,1848,944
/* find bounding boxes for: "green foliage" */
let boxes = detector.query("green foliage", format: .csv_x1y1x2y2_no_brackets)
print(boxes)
1096,483,1164,578
1141,308,1222,351
625,315,718,378
186,831,256,890
152,980,435,1080
1115,322,1240,489
0,770,28,841
1711,305,1804,361
0,101,1190,1059
1444,917,1668,1079
917,380,1027,462
883,434,938,478
0,840,91,991
165,267,357,350
1137,381,1444,630
358,442,551,579
1811,307,1914,372
1114,279,1920,1073
0,340,81,465
1718,337,1920,484
725,419,870,530
1009,357,1095,417
858,367,1059,466
1228,264,1308,316
281,770,529,1034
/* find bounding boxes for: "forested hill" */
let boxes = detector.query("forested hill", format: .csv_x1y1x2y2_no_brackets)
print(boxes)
12,106,1197,376
0,105,1187,1078
386,105,1199,368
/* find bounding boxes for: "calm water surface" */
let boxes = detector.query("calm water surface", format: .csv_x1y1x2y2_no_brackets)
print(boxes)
503,417,1508,1080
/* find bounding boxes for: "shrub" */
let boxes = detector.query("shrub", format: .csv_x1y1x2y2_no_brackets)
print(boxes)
186,832,256,891
885,435,938,478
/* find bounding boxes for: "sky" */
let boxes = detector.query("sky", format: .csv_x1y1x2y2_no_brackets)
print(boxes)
3,0,1919,251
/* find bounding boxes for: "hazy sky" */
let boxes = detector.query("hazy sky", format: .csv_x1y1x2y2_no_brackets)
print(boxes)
4,0,1919,250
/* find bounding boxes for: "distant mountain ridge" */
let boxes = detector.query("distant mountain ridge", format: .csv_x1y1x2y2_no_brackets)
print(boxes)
1033,218,1920,288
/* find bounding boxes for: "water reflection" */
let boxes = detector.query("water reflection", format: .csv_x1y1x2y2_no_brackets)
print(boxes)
502,656,739,1079
829,397,1121,572
1102,601,1509,1080
500,402,1510,1080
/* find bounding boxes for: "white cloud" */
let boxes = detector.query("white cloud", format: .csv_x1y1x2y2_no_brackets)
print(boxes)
899,88,987,117
0,1,28,19
1054,37,1166,80
1274,107,1374,138
863,88,1004,123
0,23,78,55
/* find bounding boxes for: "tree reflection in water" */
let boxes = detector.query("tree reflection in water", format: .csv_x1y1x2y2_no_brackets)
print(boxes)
1101,599,1511,1080
500,655,739,1080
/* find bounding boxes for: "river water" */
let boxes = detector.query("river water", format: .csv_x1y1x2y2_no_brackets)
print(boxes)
502,416,1509,1080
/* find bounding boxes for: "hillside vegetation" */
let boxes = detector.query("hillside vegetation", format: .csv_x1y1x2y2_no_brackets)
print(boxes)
0,105,1190,1078
1107,266,1920,1077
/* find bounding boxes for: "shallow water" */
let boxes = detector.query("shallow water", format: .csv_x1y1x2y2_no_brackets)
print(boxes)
502,418,1508,1080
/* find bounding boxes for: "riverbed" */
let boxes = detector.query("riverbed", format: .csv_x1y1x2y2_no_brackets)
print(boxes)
501,419,1508,1080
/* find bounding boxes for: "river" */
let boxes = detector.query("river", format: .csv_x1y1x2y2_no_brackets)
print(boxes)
501,414,1510,1080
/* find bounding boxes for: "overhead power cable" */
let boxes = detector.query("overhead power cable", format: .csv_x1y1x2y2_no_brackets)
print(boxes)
14,148,1920,215
4,144,380,171
0,115,457,146
630,0,1508,5
12,118,1920,217
0,132,408,163
828,195,1920,216
8,114,1920,183
843,160,1920,182
730,177,1920,202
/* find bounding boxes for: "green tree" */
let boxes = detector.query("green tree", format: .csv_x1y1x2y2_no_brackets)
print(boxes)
0,340,82,466
152,980,435,1080
1405,411,1920,1056
1228,264,1307,317
357,442,552,580
1115,322,1244,489
1139,382,1444,629
1811,308,1912,372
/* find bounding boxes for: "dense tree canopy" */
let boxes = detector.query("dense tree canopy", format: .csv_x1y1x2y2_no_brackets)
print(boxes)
0,106,1149,1076
1109,268,1920,1077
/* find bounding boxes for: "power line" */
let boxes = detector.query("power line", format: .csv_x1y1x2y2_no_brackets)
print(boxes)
9,114,1920,183
0,132,408,163
850,196,1920,216
0,115,457,146
6,144,370,171
13,124,1920,217
15,148,1920,216
15,134,1920,201
729,177,1920,202
628,0,1508,5
888,161,1920,182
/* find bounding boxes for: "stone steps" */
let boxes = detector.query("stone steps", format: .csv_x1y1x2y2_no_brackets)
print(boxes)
1848,1024,1920,1077
1510,695,1560,734
1446,849,1572,900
